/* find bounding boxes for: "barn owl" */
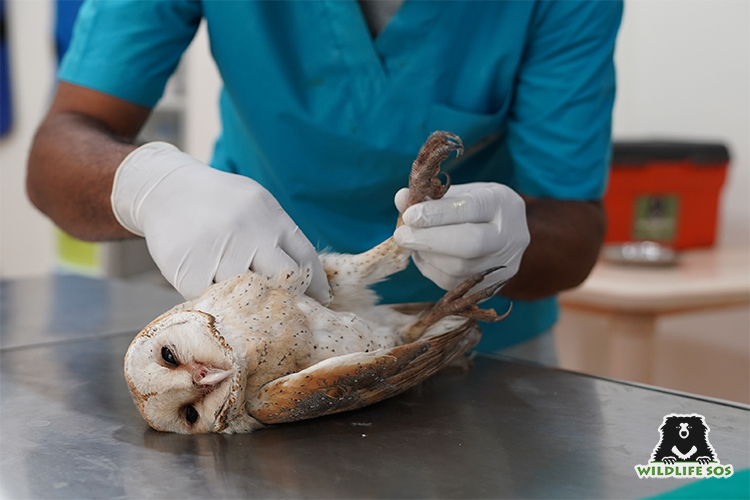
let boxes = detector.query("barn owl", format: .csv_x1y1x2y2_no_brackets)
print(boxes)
124,131,510,434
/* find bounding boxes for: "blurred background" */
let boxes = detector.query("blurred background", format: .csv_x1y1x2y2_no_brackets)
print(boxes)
1,1,748,403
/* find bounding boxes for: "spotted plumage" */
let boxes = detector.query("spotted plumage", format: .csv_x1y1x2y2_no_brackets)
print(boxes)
124,132,510,434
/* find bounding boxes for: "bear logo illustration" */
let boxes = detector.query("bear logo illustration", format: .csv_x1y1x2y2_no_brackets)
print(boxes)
650,413,717,465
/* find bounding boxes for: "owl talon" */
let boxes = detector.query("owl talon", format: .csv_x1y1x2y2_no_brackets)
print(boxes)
405,131,463,208
403,268,511,343
439,171,452,193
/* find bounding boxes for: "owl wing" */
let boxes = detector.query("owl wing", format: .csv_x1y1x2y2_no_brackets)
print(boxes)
246,318,479,424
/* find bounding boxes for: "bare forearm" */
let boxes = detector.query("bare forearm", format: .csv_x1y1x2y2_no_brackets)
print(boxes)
27,82,153,240
27,112,138,240
500,198,606,300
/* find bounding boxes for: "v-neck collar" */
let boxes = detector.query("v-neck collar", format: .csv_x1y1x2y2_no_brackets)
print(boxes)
357,0,404,38
373,0,443,65
323,0,444,82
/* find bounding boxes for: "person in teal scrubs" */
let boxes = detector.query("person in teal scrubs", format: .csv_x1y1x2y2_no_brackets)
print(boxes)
27,0,622,356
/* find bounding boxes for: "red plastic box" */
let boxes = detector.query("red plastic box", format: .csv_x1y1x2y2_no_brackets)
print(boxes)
603,141,729,249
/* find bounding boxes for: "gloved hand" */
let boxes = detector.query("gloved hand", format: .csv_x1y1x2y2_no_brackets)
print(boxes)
111,142,330,303
393,182,530,293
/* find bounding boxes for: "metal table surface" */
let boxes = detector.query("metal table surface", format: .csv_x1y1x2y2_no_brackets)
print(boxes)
1,275,748,499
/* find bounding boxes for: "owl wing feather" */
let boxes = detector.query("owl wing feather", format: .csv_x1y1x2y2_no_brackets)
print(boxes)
246,317,479,424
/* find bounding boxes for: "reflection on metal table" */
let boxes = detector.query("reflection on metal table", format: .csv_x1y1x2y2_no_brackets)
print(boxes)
1,276,748,499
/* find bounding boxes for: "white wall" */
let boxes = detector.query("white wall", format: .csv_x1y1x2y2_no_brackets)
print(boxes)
1,0,748,278
183,23,221,164
0,1,221,278
613,0,750,246
560,0,750,404
0,0,56,278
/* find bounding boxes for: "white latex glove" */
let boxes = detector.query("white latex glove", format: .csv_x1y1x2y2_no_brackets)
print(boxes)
111,142,330,303
393,182,530,293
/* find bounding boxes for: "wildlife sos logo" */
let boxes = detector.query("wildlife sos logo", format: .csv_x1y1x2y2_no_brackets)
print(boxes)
635,413,734,479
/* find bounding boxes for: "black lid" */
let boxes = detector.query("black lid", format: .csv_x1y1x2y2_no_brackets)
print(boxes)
612,140,730,166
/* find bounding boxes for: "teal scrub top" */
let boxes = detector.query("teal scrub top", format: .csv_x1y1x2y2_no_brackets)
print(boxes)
60,0,622,352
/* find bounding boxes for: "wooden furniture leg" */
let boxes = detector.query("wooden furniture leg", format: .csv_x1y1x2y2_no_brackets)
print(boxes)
609,312,657,383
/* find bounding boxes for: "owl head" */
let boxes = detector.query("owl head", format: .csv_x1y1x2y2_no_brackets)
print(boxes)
124,310,262,434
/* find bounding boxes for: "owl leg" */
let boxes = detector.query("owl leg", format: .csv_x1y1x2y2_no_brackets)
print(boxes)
323,131,464,292
401,266,511,343
400,130,463,223
321,237,410,292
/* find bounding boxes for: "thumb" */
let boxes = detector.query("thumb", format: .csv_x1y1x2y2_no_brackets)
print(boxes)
305,261,332,306
394,188,410,214
279,226,332,305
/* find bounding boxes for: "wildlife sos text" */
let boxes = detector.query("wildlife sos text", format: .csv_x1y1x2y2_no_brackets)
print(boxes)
635,463,734,479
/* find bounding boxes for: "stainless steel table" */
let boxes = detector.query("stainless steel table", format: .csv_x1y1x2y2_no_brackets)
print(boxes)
1,276,748,499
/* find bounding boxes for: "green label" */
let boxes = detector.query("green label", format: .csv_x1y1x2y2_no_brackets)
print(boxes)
632,195,679,241
57,228,100,270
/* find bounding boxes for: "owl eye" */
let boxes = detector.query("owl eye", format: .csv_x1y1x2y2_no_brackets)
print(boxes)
161,346,179,367
185,404,199,425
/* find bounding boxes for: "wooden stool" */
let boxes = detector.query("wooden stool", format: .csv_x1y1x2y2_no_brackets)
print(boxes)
556,247,749,383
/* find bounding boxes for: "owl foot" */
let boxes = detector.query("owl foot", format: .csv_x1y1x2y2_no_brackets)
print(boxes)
402,266,511,343
405,131,463,209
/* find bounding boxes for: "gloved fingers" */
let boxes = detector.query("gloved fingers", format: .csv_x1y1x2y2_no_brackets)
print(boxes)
173,278,209,302
416,249,516,285
412,253,509,296
401,183,498,228
213,240,257,284
303,264,332,305
208,229,330,306
395,184,483,215
394,222,503,260
249,243,302,277
394,188,410,214
170,251,216,301
279,226,331,305
142,229,214,300
410,253,463,291
412,250,497,279
249,244,331,305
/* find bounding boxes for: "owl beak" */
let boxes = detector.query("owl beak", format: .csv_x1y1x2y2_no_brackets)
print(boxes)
194,366,234,386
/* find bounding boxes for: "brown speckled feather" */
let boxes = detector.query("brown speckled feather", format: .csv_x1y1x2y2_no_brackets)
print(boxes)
247,316,480,424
